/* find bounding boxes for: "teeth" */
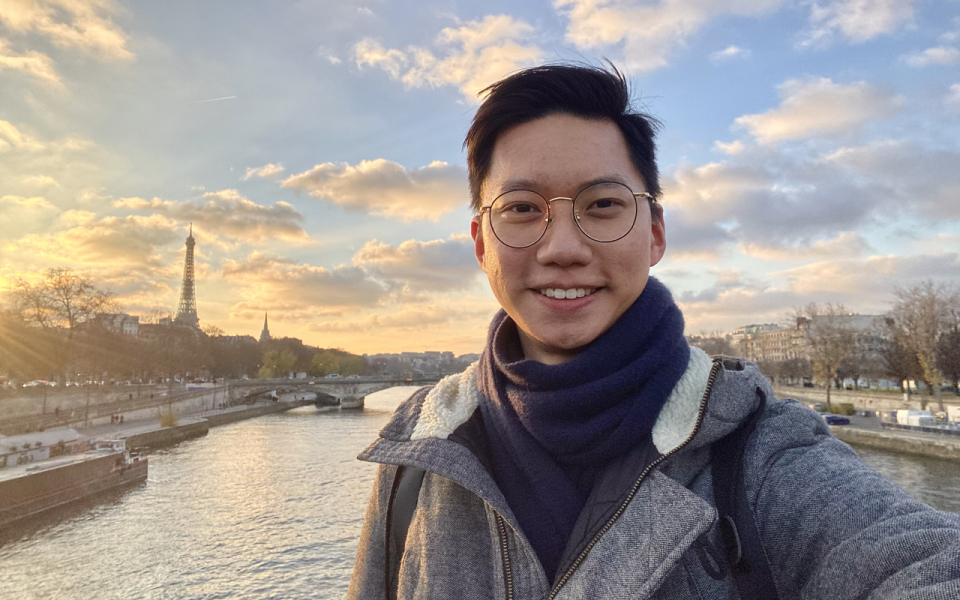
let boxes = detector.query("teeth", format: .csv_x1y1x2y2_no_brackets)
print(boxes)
539,288,595,299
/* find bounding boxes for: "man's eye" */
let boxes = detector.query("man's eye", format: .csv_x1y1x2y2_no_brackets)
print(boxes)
587,198,626,211
498,202,542,215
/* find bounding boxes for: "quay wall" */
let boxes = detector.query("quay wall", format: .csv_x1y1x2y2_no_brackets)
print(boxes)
830,427,960,462
774,386,960,414
204,400,312,427
122,419,210,450
116,401,313,450
0,386,263,436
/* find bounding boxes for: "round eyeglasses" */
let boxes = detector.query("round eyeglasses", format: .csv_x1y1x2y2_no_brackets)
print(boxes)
479,181,655,249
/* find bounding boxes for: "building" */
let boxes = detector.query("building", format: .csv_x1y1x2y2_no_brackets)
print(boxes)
93,313,140,336
215,335,258,345
733,314,886,367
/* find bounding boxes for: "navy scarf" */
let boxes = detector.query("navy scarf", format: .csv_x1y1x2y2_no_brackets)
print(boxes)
475,277,689,581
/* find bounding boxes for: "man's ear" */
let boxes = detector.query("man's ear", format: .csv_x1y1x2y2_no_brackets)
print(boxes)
649,206,666,267
471,217,486,271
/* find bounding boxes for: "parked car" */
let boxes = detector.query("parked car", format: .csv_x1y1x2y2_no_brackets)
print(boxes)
823,414,851,425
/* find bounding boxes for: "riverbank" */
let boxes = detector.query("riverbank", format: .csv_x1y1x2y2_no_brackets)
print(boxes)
775,385,960,413
76,398,314,451
830,425,960,462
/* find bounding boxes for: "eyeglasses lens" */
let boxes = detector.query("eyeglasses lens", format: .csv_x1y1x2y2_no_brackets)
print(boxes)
489,182,638,248
574,182,638,243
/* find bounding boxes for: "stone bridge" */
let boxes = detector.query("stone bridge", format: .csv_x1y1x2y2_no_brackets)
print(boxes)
229,376,443,409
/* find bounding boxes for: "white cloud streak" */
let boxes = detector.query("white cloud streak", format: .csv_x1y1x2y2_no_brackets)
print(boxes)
0,38,60,85
282,159,468,222
354,15,544,101
799,0,917,47
242,163,285,181
709,45,751,62
0,0,132,60
114,189,307,242
903,46,960,67
555,0,784,72
734,77,902,143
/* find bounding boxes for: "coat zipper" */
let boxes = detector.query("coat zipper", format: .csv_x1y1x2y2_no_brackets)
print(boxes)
546,358,723,600
495,513,515,600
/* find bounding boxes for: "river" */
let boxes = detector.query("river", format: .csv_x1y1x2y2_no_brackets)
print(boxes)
1,387,958,599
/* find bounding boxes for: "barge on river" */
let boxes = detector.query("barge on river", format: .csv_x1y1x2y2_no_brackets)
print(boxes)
0,434,147,529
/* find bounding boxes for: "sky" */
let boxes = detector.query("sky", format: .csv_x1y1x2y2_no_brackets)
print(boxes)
0,0,958,356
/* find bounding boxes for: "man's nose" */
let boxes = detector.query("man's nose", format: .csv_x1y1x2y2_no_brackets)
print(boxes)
536,199,592,266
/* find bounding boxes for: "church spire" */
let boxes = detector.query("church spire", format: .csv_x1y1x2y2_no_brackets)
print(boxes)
259,312,271,343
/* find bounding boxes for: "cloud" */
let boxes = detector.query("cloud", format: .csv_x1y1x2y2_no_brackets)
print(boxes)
354,15,544,100
709,45,751,62
222,252,388,315
242,163,285,181
949,83,960,108
0,38,60,85
303,302,499,340
0,194,53,209
0,0,132,60
0,119,93,154
903,46,960,67
10,213,182,270
661,136,960,257
741,231,874,261
352,234,480,291
317,45,342,64
23,174,58,187
774,253,960,295
733,77,902,143
114,189,307,242
820,140,960,219
800,0,916,47
282,159,468,222
713,140,745,155
555,0,784,73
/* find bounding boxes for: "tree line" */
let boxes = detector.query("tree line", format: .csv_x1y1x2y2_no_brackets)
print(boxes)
0,268,375,386
691,281,960,412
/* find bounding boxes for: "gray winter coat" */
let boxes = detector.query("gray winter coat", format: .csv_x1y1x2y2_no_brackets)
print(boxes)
346,347,960,599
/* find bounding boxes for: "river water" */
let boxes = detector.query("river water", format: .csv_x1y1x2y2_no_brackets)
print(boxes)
1,387,958,599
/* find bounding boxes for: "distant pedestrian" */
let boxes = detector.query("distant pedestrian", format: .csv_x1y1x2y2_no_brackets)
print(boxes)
120,415,124,424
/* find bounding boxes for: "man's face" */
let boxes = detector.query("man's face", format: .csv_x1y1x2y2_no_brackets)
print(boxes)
471,113,666,365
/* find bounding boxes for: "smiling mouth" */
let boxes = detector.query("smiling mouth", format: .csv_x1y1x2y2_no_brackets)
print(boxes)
538,288,597,299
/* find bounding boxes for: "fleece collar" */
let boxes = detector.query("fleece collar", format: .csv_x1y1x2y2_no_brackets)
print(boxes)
409,346,714,455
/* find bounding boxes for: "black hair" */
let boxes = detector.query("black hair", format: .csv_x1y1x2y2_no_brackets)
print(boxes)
464,63,662,217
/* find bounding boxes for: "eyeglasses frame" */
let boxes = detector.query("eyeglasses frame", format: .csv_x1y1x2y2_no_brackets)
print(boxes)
479,182,658,249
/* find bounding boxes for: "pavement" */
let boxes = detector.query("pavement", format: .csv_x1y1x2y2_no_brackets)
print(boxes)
73,400,297,440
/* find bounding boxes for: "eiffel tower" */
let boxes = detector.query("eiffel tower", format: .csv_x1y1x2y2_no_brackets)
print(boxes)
174,224,200,329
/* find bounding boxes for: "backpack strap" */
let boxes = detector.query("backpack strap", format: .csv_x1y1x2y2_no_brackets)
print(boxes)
387,466,425,600
711,388,781,600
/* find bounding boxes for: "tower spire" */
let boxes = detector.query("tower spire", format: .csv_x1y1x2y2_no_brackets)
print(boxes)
259,312,271,343
174,225,199,329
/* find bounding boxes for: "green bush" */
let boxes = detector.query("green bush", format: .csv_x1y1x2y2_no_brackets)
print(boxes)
831,403,855,416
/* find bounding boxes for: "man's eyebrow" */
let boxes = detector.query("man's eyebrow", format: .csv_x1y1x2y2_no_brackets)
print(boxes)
496,174,635,194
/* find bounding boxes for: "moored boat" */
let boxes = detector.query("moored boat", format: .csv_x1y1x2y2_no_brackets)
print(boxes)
0,437,147,529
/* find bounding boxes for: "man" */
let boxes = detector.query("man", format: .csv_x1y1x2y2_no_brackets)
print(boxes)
347,64,960,599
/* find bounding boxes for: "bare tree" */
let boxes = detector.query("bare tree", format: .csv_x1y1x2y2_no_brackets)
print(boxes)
12,268,118,331
797,303,855,410
888,281,960,413
688,330,734,356
138,308,173,324
936,325,960,393
10,268,120,381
